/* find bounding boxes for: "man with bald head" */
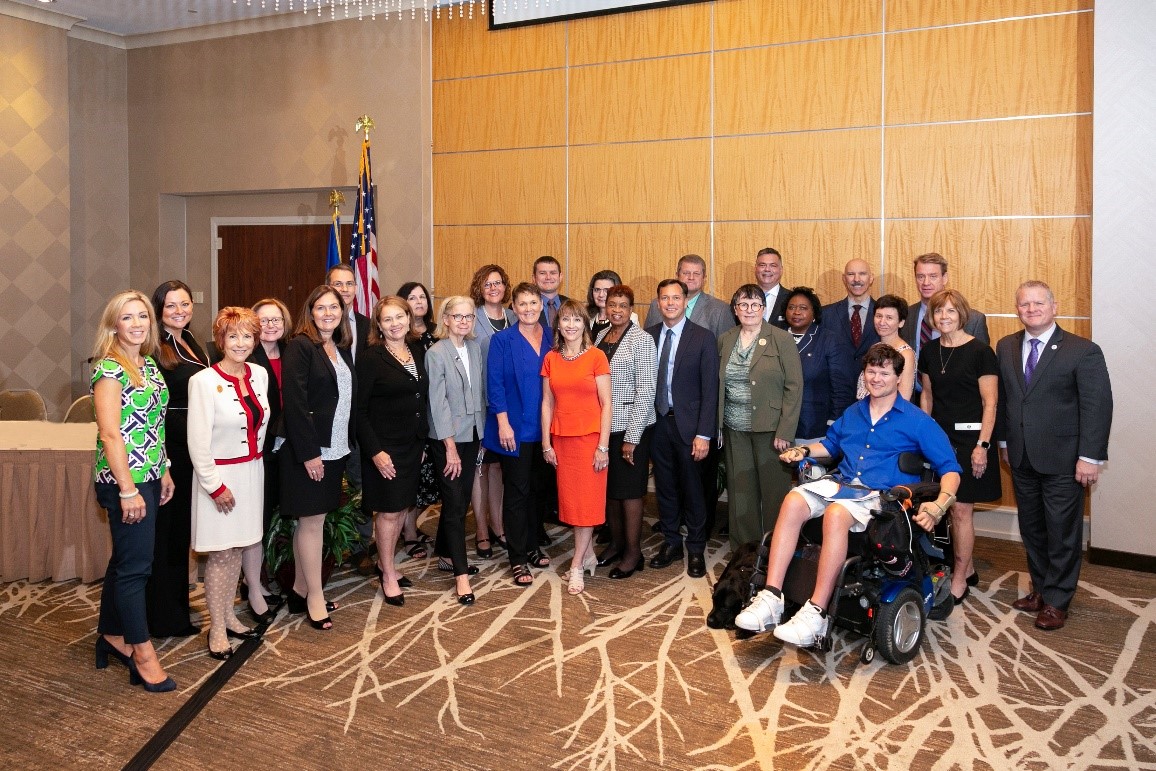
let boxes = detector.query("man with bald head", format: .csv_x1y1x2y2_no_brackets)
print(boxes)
822,258,880,371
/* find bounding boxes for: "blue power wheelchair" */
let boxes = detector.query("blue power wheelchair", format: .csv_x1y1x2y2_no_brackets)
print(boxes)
747,453,955,664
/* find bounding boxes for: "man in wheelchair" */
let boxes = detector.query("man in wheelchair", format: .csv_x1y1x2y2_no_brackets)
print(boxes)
735,343,961,647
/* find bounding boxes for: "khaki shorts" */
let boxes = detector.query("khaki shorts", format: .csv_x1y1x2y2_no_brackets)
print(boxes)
789,478,881,533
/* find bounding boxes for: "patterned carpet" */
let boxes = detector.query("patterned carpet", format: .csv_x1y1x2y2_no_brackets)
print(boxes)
1,513,1154,770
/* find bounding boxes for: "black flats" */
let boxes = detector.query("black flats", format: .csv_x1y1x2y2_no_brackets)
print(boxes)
609,560,644,580
596,549,623,568
226,628,259,640
456,592,475,606
208,646,233,661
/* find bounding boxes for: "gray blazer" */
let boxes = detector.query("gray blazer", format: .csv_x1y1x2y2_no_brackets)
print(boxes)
473,307,517,361
644,291,736,340
426,337,486,444
902,301,989,353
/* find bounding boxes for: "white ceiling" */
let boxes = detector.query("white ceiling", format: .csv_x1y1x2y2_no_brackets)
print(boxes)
3,0,438,37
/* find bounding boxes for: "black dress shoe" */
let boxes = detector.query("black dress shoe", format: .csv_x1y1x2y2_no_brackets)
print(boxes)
965,571,979,588
648,544,684,570
373,566,414,588
226,628,259,640
686,553,706,578
456,592,475,606
208,646,233,661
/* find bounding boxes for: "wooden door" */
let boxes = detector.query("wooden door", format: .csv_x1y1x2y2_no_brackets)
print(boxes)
217,224,354,320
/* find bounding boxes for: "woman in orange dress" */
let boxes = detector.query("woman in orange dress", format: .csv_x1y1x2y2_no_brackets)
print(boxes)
541,300,612,595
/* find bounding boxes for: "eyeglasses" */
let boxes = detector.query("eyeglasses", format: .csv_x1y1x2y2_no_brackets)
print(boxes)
259,318,284,327
483,281,504,289
449,313,475,322
735,302,765,312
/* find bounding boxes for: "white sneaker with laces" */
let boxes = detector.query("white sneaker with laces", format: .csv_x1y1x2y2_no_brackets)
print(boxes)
734,589,784,633
773,601,829,646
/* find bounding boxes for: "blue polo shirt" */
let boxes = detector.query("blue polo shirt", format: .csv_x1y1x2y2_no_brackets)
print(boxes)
820,394,960,489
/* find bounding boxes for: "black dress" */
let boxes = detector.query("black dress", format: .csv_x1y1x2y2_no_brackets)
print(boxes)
918,338,1002,504
357,342,429,513
149,329,207,637
413,329,441,509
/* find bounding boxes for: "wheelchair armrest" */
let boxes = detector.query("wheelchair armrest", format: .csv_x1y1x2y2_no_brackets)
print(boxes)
882,481,942,505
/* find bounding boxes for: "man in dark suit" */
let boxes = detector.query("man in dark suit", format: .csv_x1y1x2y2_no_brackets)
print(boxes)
643,253,736,339
327,263,371,360
901,253,988,394
997,280,1113,631
532,255,569,328
822,258,880,372
647,279,719,578
755,247,791,329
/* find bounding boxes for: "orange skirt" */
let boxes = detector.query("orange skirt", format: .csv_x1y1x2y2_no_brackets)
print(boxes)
553,432,607,527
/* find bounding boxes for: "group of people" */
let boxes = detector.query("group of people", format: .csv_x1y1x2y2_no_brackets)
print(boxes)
89,247,1113,690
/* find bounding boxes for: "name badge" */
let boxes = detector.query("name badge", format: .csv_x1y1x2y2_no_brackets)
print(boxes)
955,422,981,431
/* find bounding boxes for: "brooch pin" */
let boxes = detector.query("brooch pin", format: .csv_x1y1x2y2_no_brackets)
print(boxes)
758,339,767,346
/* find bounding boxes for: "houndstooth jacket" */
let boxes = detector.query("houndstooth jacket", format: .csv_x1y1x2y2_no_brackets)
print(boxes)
595,322,658,444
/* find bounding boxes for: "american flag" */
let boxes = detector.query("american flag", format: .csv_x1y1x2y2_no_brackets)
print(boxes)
349,137,380,316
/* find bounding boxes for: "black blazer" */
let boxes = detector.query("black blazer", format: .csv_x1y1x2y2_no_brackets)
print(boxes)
352,310,371,358
281,335,357,464
249,341,286,453
647,319,719,445
821,297,881,370
996,326,1112,475
355,341,428,457
765,285,792,330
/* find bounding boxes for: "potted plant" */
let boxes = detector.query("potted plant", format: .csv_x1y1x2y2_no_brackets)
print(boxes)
265,479,367,591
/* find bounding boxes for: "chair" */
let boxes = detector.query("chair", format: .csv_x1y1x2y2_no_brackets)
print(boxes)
0,389,48,421
63,395,96,423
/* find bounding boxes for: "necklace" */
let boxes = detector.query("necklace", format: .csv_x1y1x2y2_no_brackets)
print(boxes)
487,313,508,331
560,345,586,361
937,335,957,375
386,344,412,363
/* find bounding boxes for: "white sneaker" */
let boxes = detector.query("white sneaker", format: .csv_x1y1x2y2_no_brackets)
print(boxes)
734,589,784,633
773,601,829,646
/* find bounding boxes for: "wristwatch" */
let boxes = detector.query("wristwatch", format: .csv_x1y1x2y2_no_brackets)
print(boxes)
596,445,609,453
976,440,991,449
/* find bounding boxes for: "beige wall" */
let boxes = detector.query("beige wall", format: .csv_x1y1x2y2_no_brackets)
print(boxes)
0,14,72,418
127,19,429,324
68,37,130,403
1,12,429,416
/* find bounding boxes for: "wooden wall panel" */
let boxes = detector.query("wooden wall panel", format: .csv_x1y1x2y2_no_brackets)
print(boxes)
885,117,1091,218
715,221,881,306
886,0,1091,31
570,56,710,145
434,148,565,225
569,140,711,223
716,37,880,135
715,130,881,221
568,223,714,309
434,70,565,152
568,1,710,64
432,225,567,297
887,14,1092,124
715,0,881,50
432,14,564,79
884,218,1091,317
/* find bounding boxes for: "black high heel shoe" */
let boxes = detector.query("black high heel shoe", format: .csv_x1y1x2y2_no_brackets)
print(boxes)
226,628,259,640
208,646,233,661
372,564,413,587
596,549,623,568
609,559,645,580
437,558,479,575
286,589,338,615
966,571,980,588
475,538,493,559
307,614,333,630
95,636,133,671
127,659,176,692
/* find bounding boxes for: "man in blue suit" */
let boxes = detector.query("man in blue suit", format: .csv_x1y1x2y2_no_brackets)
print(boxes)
647,279,719,578
822,258,880,373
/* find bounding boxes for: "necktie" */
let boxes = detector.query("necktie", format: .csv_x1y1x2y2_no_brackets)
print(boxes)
850,305,863,348
1024,338,1041,386
920,312,933,350
656,328,673,415
546,298,558,328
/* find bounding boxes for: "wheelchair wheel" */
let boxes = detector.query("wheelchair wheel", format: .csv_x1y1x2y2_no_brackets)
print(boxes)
927,570,955,621
874,586,926,664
